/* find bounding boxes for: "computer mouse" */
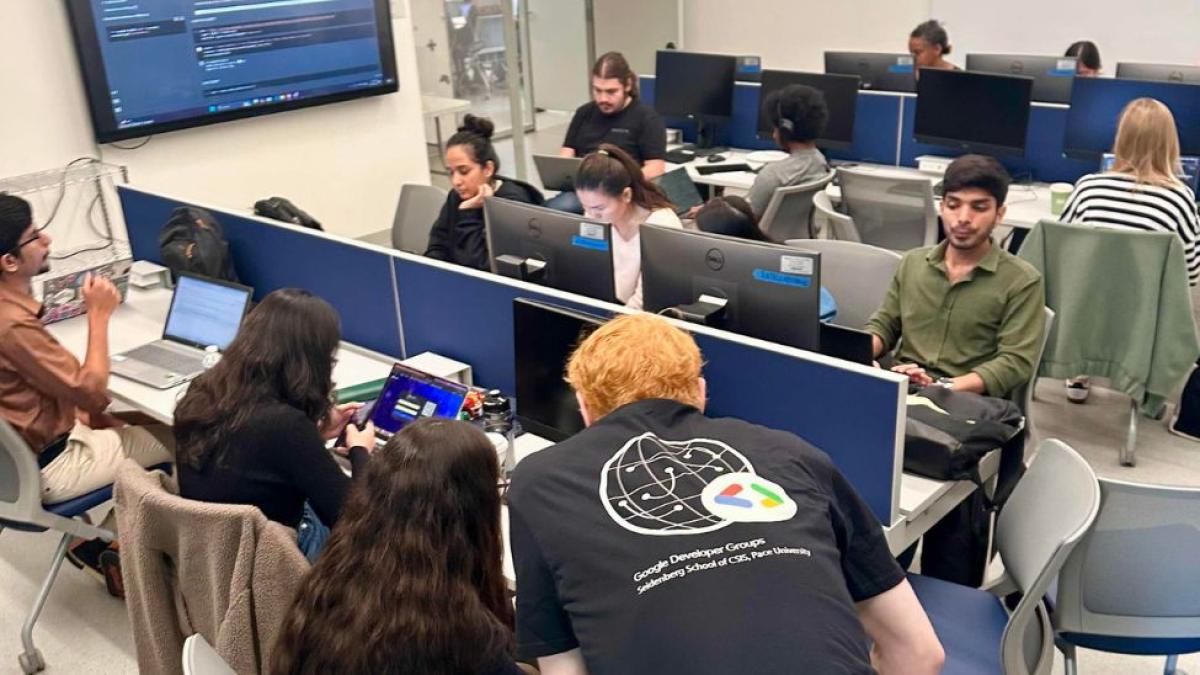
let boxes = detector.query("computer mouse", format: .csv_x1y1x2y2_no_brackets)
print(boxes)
706,154,726,163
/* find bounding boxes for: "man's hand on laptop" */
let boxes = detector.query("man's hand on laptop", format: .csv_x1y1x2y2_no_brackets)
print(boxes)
82,273,119,318
891,362,934,387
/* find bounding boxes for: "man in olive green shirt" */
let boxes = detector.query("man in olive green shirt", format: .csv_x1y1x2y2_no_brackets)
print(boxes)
867,154,1045,398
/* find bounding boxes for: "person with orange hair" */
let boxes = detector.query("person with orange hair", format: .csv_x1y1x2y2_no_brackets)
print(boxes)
508,313,943,675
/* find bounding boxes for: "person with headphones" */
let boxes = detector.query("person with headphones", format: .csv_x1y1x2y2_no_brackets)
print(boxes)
744,84,831,219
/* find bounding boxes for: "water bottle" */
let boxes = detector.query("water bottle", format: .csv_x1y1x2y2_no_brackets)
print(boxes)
482,389,515,478
201,345,221,370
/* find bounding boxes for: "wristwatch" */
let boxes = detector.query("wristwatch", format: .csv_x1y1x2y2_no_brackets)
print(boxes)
936,377,955,390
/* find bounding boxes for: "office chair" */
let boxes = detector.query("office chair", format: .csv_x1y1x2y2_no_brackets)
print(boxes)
757,172,835,241
907,439,1100,674
1010,307,1056,446
392,183,448,253
0,420,134,674
837,168,939,251
813,190,861,241
783,239,900,329
182,634,237,675
1054,478,1200,675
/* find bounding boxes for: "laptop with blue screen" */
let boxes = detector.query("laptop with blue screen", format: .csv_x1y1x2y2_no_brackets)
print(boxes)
110,273,253,389
362,363,471,441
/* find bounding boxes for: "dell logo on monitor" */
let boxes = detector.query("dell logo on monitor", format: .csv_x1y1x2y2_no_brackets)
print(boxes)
705,248,725,271
527,219,543,238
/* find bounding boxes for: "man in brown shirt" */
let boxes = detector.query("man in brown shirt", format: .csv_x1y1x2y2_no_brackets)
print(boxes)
0,194,171,508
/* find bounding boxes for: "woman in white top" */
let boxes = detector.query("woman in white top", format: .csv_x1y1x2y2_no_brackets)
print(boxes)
574,144,683,309
1060,97,1200,404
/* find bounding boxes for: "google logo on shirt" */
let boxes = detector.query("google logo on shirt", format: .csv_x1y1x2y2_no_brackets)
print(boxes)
714,482,786,509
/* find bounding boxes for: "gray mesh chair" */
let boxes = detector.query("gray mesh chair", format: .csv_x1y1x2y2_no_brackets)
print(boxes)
0,419,118,674
837,168,939,251
183,634,237,675
783,239,901,329
1011,307,1056,445
758,172,835,241
391,183,448,253
1054,478,1200,675
907,439,1100,674
813,190,861,241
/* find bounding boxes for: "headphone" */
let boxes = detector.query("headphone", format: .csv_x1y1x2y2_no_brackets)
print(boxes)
775,99,795,139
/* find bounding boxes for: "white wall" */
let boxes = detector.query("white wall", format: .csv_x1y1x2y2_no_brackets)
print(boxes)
932,0,1200,70
593,0,680,76
0,0,429,246
683,0,933,72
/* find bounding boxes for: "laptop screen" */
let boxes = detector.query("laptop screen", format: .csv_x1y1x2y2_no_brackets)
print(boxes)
368,364,469,436
163,275,252,350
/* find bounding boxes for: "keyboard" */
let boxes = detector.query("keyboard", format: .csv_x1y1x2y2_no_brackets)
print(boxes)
123,342,204,373
665,149,697,164
695,163,755,176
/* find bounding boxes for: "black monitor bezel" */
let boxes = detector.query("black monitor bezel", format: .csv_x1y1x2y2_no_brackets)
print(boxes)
65,0,400,144
913,68,1034,156
653,49,738,119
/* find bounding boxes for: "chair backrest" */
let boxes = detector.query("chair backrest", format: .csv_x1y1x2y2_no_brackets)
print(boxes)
995,439,1101,675
837,168,939,251
1054,477,1200,647
758,172,835,241
392,183,448,253
783,239,901,329
813,190,861,242
182,634,237,675
0,418,49,524
1010,307,1056,419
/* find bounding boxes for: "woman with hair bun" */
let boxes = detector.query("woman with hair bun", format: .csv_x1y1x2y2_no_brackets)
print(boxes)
908,19,957,73
424,114,544,270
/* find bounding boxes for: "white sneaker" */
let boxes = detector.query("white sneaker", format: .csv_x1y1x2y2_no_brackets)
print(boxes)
1065,377,1090,404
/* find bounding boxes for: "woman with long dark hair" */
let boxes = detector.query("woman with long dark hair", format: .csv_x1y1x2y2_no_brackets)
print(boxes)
575,143,681,309
175,289,375,559
270,418,525,675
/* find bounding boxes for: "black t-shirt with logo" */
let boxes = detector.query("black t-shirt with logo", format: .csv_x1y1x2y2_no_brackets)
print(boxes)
508,399,904,675
562,100,667,165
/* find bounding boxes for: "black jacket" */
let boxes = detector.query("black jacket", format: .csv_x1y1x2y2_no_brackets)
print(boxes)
424,177,544,271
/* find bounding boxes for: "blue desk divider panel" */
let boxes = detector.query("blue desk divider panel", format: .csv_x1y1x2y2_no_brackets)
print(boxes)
116,186,404,357
391,255,903,522
898,98,1096,183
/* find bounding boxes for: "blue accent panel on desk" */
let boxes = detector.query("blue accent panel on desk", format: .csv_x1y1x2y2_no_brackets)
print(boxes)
391,257,601,395
898,100,1096,183
694,333,900,522
825,93,904,165
116,186,404,357
393,257,899,521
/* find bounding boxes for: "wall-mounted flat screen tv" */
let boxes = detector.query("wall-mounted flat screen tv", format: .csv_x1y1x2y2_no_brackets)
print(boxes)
66,0,399,143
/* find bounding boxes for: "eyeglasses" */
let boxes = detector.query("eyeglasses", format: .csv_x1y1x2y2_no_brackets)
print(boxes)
4,229,45,257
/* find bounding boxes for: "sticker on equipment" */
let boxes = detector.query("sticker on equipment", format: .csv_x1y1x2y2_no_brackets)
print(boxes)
579,222,605,240
780,255,813,276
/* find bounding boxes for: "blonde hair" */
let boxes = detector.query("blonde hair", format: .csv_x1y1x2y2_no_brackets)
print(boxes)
1111,98,1183,188
566,313,704,420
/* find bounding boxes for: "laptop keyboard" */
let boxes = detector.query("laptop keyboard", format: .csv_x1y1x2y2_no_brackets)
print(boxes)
123,343,203,373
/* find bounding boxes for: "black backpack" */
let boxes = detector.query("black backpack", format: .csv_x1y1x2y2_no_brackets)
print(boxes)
158,206,240,283
253,196,323,231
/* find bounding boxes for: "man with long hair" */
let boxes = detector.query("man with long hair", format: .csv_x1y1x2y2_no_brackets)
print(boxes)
508,313,944,675
0,193,173,593
546,51,667,213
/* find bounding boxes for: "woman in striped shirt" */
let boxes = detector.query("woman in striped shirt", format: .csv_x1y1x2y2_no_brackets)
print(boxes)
1060,98,1200,403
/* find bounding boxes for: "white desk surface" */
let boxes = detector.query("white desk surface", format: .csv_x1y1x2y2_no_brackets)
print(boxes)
674,147,1055,230
45,286,393,424
421,95,471,117
54,286,982,581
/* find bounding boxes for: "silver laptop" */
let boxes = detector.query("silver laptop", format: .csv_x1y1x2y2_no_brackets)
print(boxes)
111,273,253,389
532,154,583,192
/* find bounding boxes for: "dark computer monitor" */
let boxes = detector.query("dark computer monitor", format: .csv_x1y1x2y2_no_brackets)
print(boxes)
640,226,821,351
820,323,874,366
1116,62,1200,85
914,69,1033,156
965,54,1077,104
654,50,737,150
483,198,618,303
1064,77,1200,159
824,52,916,93
756,70,860,149
513,298,605,441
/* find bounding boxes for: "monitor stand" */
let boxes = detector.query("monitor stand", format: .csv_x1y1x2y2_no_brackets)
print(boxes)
662,294,728,326
679,115,727,156
495,255,547,283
